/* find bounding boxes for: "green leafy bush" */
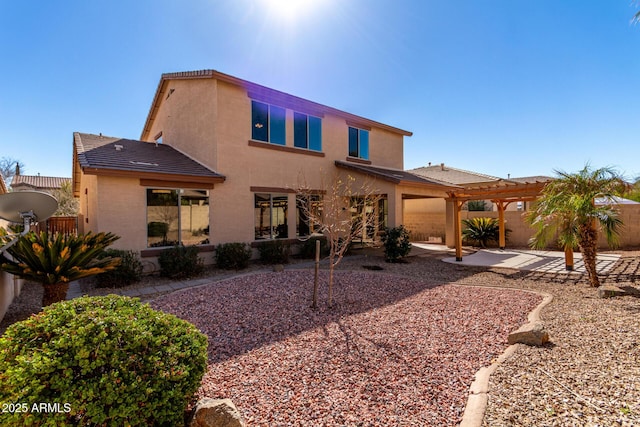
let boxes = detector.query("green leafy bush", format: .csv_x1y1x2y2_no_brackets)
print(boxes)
462,217,510,247
298,236,329,259
95,249,143,288
158,245,204,279
257,240,291,264
381,225,412,262
215,242,252,270
0,295,208,426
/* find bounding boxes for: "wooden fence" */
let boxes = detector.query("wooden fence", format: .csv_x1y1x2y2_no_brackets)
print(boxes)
33,216,78,235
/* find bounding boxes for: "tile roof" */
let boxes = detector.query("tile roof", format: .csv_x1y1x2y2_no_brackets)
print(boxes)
335,161,460,189
74,133,225,181
409,163,502,185
11,175,70,190
507,176,554,184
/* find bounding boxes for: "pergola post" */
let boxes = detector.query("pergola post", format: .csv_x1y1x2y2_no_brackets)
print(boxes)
494,200,512,250
454,199,463,261
564,246,574,271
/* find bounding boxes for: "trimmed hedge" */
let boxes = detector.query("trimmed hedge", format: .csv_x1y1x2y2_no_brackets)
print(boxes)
95,249,143,288
215,242,252,270
158,245,204,279
0,295,208,426
257,240,291,264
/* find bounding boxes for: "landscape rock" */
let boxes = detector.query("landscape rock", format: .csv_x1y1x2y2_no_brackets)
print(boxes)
189,398,245,427
508,321,549,347
597,285,626,299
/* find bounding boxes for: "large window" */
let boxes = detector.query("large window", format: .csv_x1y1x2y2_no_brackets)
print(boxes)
294,112,322,151
252,101,286,145
296,194,322,236
254,193,288,239
146,189,210,247
348,126,369,160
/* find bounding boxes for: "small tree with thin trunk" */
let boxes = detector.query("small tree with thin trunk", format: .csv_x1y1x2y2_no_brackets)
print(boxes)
298,172,381,307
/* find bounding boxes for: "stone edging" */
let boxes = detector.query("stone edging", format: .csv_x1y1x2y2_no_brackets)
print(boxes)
458,286,554,427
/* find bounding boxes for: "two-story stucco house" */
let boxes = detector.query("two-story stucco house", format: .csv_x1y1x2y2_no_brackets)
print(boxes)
73,70,456,265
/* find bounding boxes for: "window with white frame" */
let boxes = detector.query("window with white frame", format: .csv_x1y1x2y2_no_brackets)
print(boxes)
252,101,286,145
348,126,369,159
254,193,288,239
294,112,322,151
146,189,210,247
296,194,322,236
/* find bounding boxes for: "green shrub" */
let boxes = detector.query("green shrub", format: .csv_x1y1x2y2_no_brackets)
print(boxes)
381,225,412,262
462,217,510,247
257,240,291,264
0,295,208,427
158,245,204,279
215,242,252,270
298,236,329,259
95,249,143,288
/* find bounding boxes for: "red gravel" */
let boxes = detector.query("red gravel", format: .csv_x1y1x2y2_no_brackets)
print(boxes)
151,270,541,426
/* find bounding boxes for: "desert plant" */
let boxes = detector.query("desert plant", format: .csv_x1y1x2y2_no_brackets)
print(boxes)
257,240,291,264
158,245,204,279
0,230,120,306
466,200,488,211
215,242,252,270
526,165,628,287
95,249,143,288
382,225,412,262
0,295,207,426
462,217,507,248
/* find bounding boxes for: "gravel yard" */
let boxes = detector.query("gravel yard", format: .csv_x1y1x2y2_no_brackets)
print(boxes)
1,248,639,426
151,270,540,426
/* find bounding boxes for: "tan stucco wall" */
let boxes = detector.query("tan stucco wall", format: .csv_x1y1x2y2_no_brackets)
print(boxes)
95,177,147,251
140,77,409,247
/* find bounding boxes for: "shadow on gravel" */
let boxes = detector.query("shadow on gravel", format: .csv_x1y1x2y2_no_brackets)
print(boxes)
151,256,489,363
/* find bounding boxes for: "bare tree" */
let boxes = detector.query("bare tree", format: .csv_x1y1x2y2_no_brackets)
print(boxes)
0,157,25,185
298,172,382,308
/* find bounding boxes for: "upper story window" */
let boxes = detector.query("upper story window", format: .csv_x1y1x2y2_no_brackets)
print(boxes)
252,100,286,145
348,126,369,160
294,112,322,151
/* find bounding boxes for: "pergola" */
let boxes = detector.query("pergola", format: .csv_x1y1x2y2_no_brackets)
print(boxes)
446,178,552,262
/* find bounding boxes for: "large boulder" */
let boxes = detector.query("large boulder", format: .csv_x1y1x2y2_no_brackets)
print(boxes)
508,321,549,347
189,398,245,427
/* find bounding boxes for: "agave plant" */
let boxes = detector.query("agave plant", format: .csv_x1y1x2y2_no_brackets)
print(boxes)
462,217,509,248
0,230,120,306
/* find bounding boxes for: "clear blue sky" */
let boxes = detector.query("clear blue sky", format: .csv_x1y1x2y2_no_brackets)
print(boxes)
2,0,639,180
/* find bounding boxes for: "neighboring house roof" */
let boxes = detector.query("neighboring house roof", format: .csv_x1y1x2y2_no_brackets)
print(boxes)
335,160,460,189
73,133,226,193
508,176,554,184
141,69,413,141
11,175,69,191
595,196,640,205
409,163,503,186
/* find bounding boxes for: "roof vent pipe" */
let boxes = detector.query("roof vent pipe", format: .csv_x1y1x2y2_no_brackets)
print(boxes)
440,163,445,171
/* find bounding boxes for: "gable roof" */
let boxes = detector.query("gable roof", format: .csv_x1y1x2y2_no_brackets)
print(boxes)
73,133,225,193
11,175,69,191
409,163,502,186
141,69,413,141
335,160,460,189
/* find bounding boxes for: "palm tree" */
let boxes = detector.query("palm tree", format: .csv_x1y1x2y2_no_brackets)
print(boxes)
0,230,120,306
526,166,628,287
